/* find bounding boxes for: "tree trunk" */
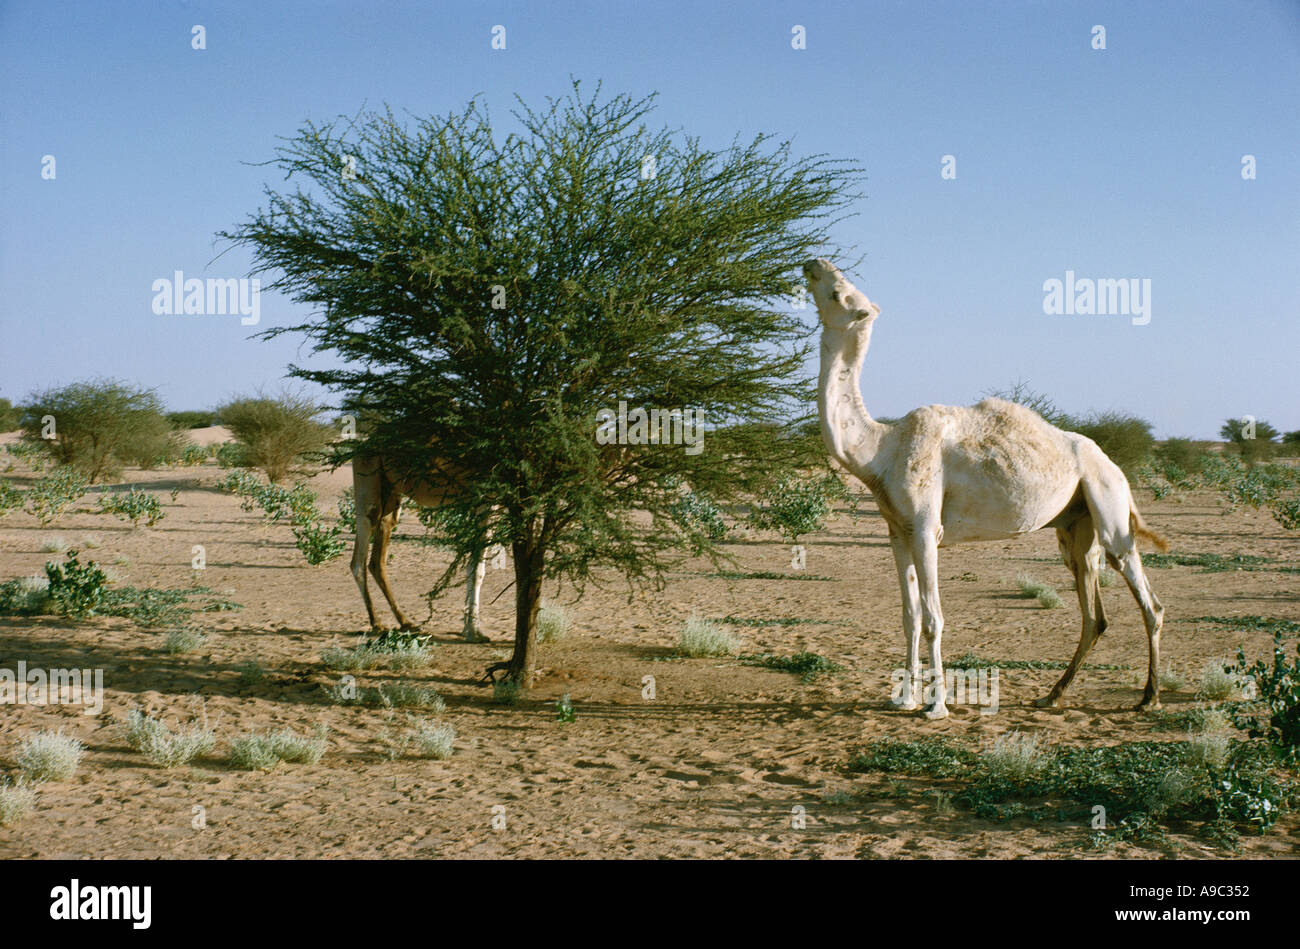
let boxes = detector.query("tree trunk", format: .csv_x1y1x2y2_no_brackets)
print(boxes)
507,535,544,683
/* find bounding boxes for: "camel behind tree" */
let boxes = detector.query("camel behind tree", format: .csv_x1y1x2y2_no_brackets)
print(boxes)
804,258,1168,719
350,452,491,642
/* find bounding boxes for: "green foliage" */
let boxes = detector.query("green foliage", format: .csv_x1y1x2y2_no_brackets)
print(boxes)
19,379,172,482
1221,418,1280,465
0,481,23,516
166,410,216,430
1015,574,1062,608
25,466,89,525
214,440,252,469
217,391,334,483
1230,635,1300,765
748,473,845,542
850,736,1294,843
1154,438,1208,481
536,601,570,643
221,83,864,680
178,443,208,466
1141,551,1274,572
668,480,729,552
676,615,738,657
218,469,346,564
740,651,843,682
44,549,109,617
97,487,166,528
0,574,52,615
0,397,21,431
555,693,576,723
1194,615,1300,636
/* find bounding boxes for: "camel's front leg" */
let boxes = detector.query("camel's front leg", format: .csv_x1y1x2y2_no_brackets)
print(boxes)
912,528,948,720
461,548,490,642
888,533,922,710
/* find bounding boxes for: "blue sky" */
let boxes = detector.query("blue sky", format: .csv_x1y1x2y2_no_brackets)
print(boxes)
2,0,1297,438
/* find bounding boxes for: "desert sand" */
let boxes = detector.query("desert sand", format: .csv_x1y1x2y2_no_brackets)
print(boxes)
0,431,1296,858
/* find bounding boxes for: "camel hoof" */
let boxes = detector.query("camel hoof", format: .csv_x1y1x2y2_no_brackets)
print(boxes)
1031,695,1059,709
924,705,949,721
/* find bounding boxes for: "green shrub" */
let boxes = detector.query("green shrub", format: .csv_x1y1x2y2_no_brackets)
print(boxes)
1230,635,1300,764
217,392,333,483
1015,574,1062,609
165,625,208,654
0,574,52,615
19,380,172,482
25,466,89,525
166,410,216,430
411,720,455,759
214,440,252,469
748,473,844,542
669,486,729,549
44,550,109,617
741,651,843,682
0,481,23,516
97,487,165,528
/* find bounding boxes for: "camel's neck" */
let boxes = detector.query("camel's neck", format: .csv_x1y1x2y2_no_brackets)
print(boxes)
818,323,888,476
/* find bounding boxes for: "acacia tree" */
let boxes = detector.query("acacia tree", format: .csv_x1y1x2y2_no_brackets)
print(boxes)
222,84,862,683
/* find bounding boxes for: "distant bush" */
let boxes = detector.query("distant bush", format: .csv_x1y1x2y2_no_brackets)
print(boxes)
166,410,216,430
1220,418,1280,466
0,398,21,432
217,392,333,483
214,440,252,469
0,481,23,517
125,709,216,768
20,380,172,482
984,380,1065,425
536,601,570,643
16,730,85,782
1059,411,1155,477
1154,438,1208,483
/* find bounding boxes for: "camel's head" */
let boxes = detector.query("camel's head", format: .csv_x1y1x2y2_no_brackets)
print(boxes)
803,258,880,333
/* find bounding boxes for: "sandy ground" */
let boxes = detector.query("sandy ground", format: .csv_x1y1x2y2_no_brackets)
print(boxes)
0,430,1297,859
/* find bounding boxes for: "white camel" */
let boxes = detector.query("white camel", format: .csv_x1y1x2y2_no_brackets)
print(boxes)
804,258,1168,719
350,453,492,642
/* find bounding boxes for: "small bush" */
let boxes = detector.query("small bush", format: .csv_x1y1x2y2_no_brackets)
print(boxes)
536,601,570,643
555,693,576,723
0,779,36,826
321,635,432,672
1015,574,1062,609
26,467,89,525
125,709,216,768
0,574,52,615
97,487,165,528
217,392,333,483
411,720,456,759
165,625,208,654
676,615,739,657
1230,635,1300,764
166,410,216,430
984,731,1048,783
747,473,844,542
16,730,85,782
44,550,109,617
229,725,327,770
0,481,23,516
1196,659,1245,702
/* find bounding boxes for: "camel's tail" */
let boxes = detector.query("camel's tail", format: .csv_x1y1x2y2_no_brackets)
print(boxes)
1129,496,1170,552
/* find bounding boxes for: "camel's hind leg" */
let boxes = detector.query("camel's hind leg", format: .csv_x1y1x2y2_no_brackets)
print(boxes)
369,496,420,631
1035,515,1106,708
888,529,922,710
351,485,383,632
1083,471,1165,710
